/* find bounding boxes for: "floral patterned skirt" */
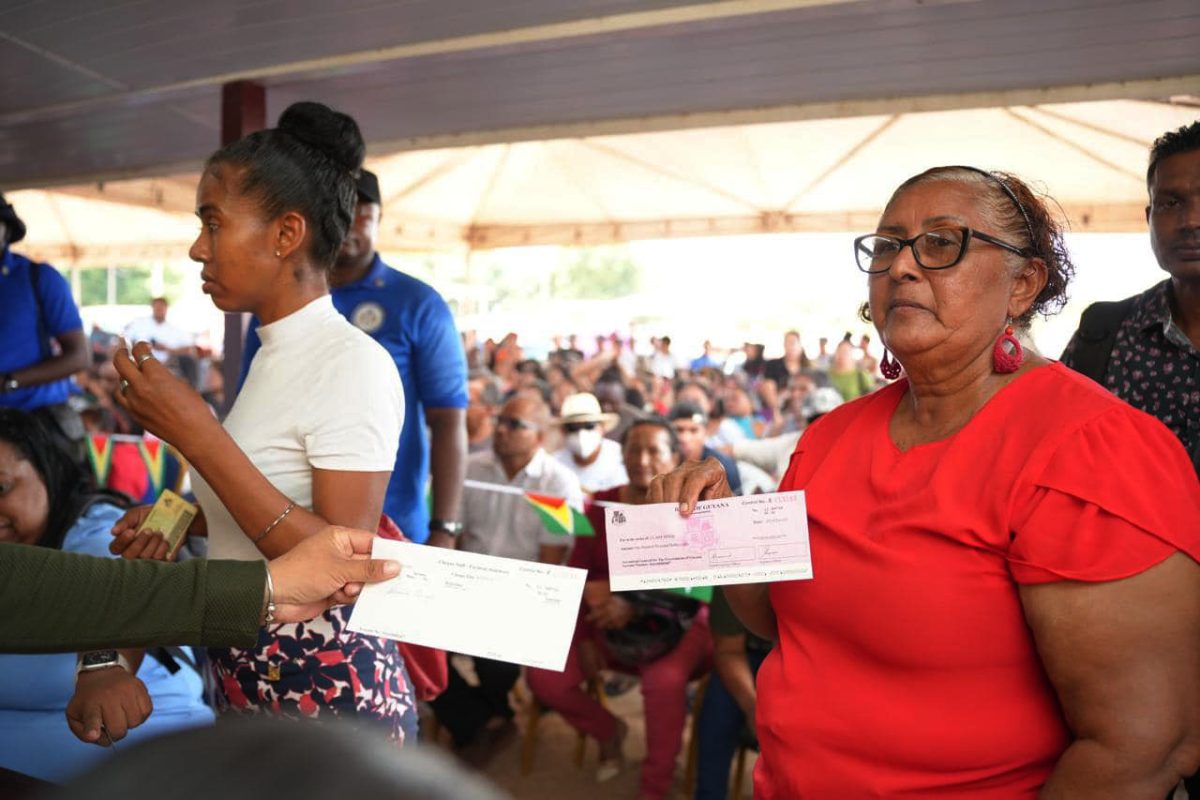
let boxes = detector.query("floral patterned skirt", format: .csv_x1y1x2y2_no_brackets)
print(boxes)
208,604,417,744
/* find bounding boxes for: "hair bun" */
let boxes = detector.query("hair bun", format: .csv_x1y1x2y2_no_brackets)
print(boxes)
276,101,365,173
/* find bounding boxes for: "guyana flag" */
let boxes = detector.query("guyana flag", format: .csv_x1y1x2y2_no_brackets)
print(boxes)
86,434,114,486
524,492,595,537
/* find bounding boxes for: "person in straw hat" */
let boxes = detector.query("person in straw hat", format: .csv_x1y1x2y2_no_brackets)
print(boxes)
551,392,628,494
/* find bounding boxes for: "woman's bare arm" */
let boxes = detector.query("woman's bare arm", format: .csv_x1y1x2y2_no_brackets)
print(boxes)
1022,552,1200,799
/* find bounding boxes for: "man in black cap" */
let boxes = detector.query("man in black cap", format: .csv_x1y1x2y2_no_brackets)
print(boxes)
0,194,90,458
240,171,468,549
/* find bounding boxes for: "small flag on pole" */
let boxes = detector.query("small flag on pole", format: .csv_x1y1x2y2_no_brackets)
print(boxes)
524,492,595,537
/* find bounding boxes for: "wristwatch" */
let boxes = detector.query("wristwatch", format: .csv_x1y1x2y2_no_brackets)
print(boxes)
75,650,131,680
429,519,463,538
0,373,17,393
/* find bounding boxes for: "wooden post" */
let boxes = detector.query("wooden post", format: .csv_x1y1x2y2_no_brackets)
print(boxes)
219,81,265,414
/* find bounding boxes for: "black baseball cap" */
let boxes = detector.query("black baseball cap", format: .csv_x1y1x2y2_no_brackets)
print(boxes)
0,194,26,245
356,170,381,205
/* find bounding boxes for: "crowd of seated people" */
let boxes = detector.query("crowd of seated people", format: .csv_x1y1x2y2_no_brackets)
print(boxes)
462,328,871,491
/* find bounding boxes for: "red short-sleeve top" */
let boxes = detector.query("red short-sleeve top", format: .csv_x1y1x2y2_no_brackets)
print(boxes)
754,363,1200,799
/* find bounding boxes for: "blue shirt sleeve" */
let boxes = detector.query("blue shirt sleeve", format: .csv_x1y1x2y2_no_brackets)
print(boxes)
412,292,468,409
60,502,127,560
32,263,83,337
238,316,263,391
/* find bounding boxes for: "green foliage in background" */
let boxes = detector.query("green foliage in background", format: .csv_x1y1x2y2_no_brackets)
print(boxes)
115,267,153,305
552,246,640,300
79,268,108,306
77,264,192,307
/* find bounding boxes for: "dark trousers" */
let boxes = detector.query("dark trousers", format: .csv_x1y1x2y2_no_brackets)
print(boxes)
429,655,519,747
694,648,768,800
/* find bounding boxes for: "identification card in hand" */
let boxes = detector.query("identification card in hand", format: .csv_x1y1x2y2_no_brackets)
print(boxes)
605,490,813,591
137,489,198,559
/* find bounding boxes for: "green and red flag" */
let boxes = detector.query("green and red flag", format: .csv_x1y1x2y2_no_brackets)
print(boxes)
524,491,595,537
86,434,114,486
137,438,168,495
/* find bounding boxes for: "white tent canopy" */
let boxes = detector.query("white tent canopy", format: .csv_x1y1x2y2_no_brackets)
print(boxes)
9,98,1197,267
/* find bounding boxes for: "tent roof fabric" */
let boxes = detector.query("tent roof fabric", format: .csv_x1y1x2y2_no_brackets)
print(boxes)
3,2,1197,262
9,98,1197,264
1,0,1197,190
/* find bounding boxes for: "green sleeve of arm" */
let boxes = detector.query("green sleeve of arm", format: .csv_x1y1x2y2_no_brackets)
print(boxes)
0,543,264,653
709,587,748,637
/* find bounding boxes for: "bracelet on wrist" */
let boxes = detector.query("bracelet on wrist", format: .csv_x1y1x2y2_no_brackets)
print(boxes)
262,564,277,627
252,501,295,544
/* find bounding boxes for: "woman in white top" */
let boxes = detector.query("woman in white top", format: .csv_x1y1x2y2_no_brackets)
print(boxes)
107,102,414,742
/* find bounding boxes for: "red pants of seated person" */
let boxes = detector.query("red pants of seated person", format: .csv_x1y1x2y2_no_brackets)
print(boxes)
527,613,712,800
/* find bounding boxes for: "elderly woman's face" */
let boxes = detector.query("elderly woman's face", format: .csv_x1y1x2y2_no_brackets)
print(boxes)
868,181,1022,359
0,442,48,545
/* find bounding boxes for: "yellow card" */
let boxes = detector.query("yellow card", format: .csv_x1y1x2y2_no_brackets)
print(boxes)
137,489,198,558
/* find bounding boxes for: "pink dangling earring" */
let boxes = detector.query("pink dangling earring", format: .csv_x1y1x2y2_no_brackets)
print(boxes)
992,318,1023,374
880,349,902,380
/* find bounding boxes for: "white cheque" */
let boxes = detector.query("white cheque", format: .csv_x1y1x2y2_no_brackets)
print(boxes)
605,491,812,591
347,540,587,671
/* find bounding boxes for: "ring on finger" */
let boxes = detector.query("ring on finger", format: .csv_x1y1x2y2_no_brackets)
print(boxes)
135,352,153,367
119,379,130,395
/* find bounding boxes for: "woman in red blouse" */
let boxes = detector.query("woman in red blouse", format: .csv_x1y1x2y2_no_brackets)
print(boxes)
648,166,1200,798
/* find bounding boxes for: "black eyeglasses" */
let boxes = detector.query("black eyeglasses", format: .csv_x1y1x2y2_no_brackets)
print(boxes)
563,422,598,434
853,226,1032,274
495,415,537,432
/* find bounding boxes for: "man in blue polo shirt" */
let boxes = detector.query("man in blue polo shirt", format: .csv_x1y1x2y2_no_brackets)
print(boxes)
241,171,468,546
0,194,90,458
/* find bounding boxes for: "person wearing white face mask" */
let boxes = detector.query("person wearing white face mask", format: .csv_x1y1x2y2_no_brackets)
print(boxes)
552,393,628,494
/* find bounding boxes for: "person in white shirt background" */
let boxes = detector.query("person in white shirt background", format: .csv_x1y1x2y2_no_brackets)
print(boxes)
122,297,194,364
122,296,198,386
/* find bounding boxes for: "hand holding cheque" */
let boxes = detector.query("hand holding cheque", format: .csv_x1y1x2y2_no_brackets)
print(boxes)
605,491,811,591
349,456,808,670
640,456,811,641
349,540,586,671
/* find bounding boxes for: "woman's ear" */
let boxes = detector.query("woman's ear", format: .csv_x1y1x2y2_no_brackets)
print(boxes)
1008,257,1048,320
273,210,308,262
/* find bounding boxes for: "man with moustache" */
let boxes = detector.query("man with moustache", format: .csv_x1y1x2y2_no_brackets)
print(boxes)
1061,121,1200,477
1061,120,1200,797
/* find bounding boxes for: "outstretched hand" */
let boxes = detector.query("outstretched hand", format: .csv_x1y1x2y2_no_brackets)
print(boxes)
644,456,733,515
268,526,401,623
